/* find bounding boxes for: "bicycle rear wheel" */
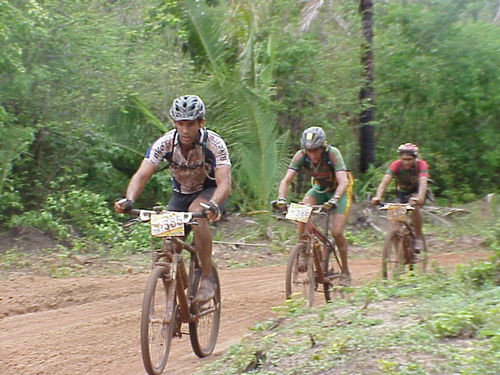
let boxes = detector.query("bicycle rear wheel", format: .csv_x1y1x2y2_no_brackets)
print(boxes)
285,241,315,307
321,242,343,302
382,232,405,279
141,265,176,375
189,264,221,357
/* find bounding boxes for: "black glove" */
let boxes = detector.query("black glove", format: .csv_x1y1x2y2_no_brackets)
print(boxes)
116,198,134,212
207,200,222,221
271,198,287,210
323,197,338,211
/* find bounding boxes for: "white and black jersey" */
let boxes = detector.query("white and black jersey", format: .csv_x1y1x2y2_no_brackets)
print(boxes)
145,129,231,194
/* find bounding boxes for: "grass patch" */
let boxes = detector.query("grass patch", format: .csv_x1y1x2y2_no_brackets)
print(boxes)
197,254,500,375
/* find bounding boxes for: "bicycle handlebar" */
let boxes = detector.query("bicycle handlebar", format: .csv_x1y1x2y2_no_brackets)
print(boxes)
126,208,207,219
378,202,415,211
271,203,329,217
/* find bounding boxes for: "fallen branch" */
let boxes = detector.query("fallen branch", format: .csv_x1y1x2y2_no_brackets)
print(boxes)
424,211,451,226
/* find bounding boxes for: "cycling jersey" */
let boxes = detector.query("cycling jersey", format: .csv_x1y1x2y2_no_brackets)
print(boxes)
145,129,231,194
288,145,347,192
387,159,429,193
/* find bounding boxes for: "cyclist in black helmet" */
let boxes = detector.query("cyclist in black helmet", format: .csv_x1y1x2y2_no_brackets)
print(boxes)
115,95,232,302
274,126,354,286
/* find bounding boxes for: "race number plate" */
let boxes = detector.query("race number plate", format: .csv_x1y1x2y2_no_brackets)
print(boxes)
285,203,313,223
387,205,407,221
150,212,193,237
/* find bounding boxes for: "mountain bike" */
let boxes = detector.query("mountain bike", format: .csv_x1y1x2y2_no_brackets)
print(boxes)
126,206,221,375
379,203,428,279
274,203,344,308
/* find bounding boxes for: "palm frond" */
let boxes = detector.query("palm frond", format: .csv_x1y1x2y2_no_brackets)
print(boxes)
204,82,289,208
184,0,228,75
106,94,166,153
299,0,325,32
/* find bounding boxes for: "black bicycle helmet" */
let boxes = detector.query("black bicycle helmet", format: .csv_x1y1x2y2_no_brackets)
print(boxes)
169,95,205,121
397,143,419,157
300,126,326,150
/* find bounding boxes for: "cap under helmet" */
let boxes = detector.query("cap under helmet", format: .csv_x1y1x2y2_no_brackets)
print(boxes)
169,95,205,121
300,127,326,150
397,143,419,157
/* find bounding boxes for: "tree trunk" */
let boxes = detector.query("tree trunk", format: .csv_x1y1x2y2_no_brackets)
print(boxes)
359,0,375,173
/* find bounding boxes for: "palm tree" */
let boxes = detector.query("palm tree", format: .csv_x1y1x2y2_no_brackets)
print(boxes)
107,0,290,210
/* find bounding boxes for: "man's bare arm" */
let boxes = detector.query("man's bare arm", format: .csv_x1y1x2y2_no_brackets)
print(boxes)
210,165,232,206
114,160,156,213
333,170,348,199
372,174,392,204
278,169,297,199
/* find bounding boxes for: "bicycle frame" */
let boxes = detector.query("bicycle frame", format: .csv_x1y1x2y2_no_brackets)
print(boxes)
382,203,416,264
299,216,341,286
279,203,344,306
154,237,201,325
127,207,221,374
379,203,427,279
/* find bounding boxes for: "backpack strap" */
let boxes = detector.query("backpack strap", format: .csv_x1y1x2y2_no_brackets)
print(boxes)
323,144,334,171
165,129,207,162
303,145,334,172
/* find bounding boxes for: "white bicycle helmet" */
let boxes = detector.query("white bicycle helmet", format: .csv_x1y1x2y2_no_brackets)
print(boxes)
169,95,205,121
397,143,419,157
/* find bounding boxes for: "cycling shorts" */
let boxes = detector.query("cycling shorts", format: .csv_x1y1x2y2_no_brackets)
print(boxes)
395,190,432,205
167,187,216,212
305,172,354,215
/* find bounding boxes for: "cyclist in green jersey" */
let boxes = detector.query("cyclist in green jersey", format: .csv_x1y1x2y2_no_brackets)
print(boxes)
274,127,354,286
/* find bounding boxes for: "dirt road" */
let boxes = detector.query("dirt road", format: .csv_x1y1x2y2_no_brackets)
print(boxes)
0,251,487,375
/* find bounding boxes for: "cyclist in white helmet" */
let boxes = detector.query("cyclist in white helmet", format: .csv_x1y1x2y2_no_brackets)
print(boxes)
115,95,232,302
371,143,429,250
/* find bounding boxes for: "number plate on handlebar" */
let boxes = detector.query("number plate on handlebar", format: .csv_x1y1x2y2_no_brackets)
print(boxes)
387,205,407,221
151,212,193,237
285,203,313,223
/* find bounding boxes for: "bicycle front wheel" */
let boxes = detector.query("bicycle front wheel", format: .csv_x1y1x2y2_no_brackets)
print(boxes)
141,265,176,375
409,235,428,276
189,264,221,357
321,243,343,303
382,232,405,279
285,241,315,307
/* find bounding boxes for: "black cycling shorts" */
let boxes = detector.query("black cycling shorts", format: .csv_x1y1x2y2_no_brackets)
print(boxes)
395,191,414,204
167,187,216,212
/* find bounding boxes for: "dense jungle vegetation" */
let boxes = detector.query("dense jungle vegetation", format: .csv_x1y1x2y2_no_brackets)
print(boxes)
1,0,499,250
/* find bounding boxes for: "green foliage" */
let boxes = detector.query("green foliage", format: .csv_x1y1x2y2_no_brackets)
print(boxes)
375,0,500,199
0,109,35,223
1,0,500,237
10,185,130,250
456,261,499,288
427,308,484,338
176,0,291,210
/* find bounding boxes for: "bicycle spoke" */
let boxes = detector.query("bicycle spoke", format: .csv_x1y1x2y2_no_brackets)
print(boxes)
286,242,315,307
189,264,221,358
141,266,175,375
